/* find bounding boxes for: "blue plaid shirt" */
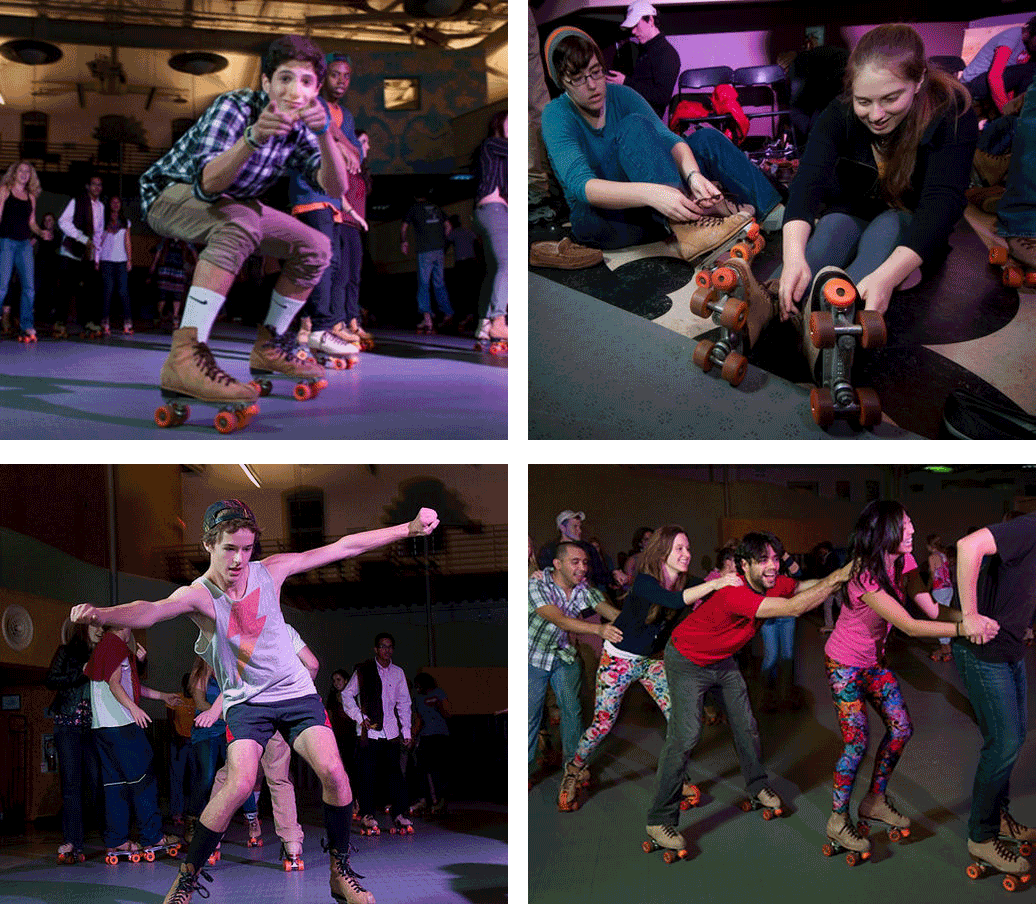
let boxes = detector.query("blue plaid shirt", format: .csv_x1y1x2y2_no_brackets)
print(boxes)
139,89,326,217
528,568,606,671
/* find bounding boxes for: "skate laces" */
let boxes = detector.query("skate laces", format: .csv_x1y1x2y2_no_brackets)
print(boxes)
193,343,236,386
170,865,212,902
1003,810,1029,841
994,836,1023,863
322,839,367,884
657,825,681,841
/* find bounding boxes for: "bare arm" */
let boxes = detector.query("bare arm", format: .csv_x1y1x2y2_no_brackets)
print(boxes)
71,584,213,630
755,563,852,618
109,669,150,728
684,573,742,605
957,527,997,618
535,604,623,644
860,588,997,643
298,644,319,681
140,685,179,707
594,599,622,622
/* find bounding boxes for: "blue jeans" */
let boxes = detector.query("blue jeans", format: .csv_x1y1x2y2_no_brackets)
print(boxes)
570,115,783,250
169,736,191,818
0,237,35,331
760,616,796,687
997,70,1036,239
99,261,131,323
416,249,453,317
952,642,1028,842
474,203,508,320
54,725,101,848
341,226,363,324
298,208,346,331
647,642,767,826
528,658,583,770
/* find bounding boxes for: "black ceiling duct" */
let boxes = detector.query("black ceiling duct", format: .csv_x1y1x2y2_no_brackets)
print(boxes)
0,39,63,66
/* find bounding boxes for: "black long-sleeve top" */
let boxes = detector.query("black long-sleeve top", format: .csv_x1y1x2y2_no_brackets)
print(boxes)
784,96,978,263
626,33,681,119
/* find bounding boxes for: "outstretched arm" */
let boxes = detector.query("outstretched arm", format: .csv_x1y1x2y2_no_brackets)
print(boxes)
535,604,623,644
957,527,998,618
263,507,439,581
755,562,853,618
71,584,213,631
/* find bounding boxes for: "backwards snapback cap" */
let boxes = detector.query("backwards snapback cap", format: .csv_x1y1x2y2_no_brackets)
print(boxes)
203,499,257,534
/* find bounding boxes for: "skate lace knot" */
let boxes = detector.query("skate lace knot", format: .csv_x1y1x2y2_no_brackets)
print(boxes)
1003,809,1027,838
170,866,212,903
193,343,236,387
322,839,367,882
995,837,1023,862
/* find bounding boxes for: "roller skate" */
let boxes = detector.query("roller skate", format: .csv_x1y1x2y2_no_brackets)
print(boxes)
139,835,183,863
155,327,260,433
428,798,448,818
558,760,582,812
642,824,689,863
122,319,134,335
281,841,304,871
669,211,753,263
1001,808,1036,857
17,329,37,343
390,815,414,835
680,781,702,811
739,786,784,820
416,313,435,334
823,811,872,866
309,328,360,370
325,840,375,904
349,318,375,351
474,317,508,356
57,842,85,864
105,840,144,864
858,791,911,842
358,815,381,836
249,324,328,401
246,813,263,847
206,842,221,866
408,798,427,817
967,837,1033,891
162,862,213,904
52,322,68,340
101,319,112,337
296,315,312,349
83,320,105,339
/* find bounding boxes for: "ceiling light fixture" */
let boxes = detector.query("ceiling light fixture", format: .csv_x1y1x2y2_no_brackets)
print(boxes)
240,464,262,488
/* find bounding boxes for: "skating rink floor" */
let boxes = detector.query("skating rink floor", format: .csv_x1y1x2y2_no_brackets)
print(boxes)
0,801,507,904
527,613,1036,904
0,324,507,440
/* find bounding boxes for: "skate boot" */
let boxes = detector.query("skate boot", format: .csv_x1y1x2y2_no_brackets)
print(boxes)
249,325,328,400
408,798,427,816
246,813,263,847
390,815,414,835
162,862,213,904
100,318,111,337
206,842,221,865
123,319,134,335
416,313,434,334
669,212,751,263
858,791,911,842
642,824,689,862
680,781,702,810
281,841,304,871
350,319,375,351
297,315,313,348
309,328,360,370
558,760,581,812
326,841,376,904
823,811,872,865
740,786,784,819
358,815,381,836
1007,236,1036,271
332,321,363,345
1001,808,1036,856
968,836,1032,890
17,329,37,343
57,842,85,864
476,315,508,355
84,321,104,339
52,322,68,340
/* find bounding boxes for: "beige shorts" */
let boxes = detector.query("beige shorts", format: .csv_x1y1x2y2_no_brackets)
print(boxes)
145,183,330,289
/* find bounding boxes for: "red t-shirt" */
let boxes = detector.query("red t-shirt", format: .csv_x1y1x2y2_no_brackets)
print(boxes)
671,574,799,666
84,632,140,704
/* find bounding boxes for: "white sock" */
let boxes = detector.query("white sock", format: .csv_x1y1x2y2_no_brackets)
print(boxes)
264,290,306,336
179,287,226,344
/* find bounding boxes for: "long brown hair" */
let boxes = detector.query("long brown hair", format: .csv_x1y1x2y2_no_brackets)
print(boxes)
1,161,41,199
637,525,689,626
845,24,971,207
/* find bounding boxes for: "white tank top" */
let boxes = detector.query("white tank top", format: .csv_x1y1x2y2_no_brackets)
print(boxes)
193,561,314,712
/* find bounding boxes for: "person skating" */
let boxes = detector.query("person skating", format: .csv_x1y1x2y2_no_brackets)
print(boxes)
72,498,440,904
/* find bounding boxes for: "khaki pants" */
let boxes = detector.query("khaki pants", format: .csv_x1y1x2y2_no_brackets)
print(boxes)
146,183,330,291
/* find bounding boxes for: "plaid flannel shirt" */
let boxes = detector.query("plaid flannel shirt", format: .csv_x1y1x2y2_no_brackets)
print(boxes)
528,567,606,671
139,89,326,217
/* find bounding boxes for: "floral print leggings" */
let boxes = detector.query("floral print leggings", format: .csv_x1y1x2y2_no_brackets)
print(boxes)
571,649,671,768
826,656,913,813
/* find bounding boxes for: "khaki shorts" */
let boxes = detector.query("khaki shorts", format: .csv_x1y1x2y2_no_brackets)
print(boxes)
145,183,330,289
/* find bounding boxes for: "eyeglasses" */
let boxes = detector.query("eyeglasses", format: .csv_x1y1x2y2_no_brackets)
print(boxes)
565,66,605,89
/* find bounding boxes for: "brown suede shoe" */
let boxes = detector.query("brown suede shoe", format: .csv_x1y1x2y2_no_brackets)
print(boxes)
530,237,603,269
250,325,325,379
160,327,258,404
669,212,751,262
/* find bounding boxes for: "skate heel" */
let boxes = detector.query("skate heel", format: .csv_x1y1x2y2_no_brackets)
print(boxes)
643,825,688,863
679,783,701,811
280,842,304,871
822,837,872,867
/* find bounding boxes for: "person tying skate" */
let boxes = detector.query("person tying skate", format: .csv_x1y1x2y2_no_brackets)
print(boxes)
138,35,351,420
72,498,439,904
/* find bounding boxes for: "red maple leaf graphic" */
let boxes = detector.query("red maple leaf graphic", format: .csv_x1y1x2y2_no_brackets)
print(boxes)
227,588,266,679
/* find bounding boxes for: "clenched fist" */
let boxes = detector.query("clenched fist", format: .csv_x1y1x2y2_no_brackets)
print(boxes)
408,508,440,536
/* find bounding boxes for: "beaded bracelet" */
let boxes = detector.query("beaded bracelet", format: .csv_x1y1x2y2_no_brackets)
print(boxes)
312,115,331,137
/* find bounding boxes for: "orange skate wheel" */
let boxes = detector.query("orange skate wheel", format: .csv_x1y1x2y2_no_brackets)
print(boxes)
752,234,766,255
855,388,882,427
154,405,175,428
762,808,776,821
1020,842,1032,857
823,277,856,308
250,379,272,398
856,310,887,349
1004,875,1020,892
214,410,239,434
1003,267,1023,288
1024,271,1036,288
809,311,836,348
719,299,748,330
712,266,738,291
333,357,347,370
692,339,715,373
694,269,713,289
966,862,984,880
746,221,760,240
130,853,141,863
822,843,835,857
846,852,861,867
689,286,718,318
810,388,836,428
346,357,358,367
857,823,871,836
145,850,155,862
738,799,753,813
721,351,748,387
106,854,118,865
989,245,1009,266
730,242,753,260
169,845,181,856
642,841,654,854
662,850,680,864
293,382,313,401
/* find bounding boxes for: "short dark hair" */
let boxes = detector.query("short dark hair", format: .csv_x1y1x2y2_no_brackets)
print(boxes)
735,531,784,574
262,35,326,84
375,631,396,647
554,540,584,562
552,34,606,85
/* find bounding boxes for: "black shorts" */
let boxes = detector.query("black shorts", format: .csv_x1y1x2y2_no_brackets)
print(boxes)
225,694,331,748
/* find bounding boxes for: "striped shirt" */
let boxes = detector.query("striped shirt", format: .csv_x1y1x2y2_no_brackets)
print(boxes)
139,88,325,217
528,567,605,671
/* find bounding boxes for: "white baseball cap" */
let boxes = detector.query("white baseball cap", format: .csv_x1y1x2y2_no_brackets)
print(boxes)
622,1,657,28
556,510,586,530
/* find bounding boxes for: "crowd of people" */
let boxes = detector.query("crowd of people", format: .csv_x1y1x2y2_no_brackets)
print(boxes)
529,504,1036,881
47,499,443,904
2,33,508,392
